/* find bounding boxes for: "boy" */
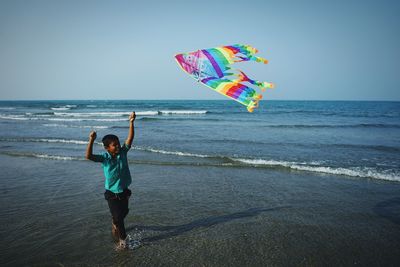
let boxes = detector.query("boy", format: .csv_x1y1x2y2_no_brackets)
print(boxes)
85,112,136,249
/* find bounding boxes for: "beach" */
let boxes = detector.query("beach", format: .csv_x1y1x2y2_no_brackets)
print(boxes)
0,100,399,266
1,154,400,266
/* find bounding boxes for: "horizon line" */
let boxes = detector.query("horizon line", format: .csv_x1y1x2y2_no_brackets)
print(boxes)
0,99,400,102
0,99,399,102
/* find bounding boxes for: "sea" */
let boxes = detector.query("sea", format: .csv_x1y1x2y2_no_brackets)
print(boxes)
0,100,399,266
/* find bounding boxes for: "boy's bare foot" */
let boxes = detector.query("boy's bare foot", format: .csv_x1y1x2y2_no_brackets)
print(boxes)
115,238,127,251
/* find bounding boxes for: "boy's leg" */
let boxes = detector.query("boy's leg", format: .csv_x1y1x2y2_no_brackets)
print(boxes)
111,221,119,240
107,198,127,240
122,197,129,219
120,189,130,219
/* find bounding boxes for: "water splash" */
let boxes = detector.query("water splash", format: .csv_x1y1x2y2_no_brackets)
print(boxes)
126,229,145,250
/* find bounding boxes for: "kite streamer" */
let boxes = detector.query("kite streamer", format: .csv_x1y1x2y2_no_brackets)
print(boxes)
174,44,274,112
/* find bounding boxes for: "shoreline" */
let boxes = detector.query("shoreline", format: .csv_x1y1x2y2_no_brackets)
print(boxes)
1,150,399,184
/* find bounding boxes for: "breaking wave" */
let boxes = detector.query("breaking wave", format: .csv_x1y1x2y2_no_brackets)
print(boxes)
0,110,208,122
232,158,400,182
42,124,109,129
1,143,398,182
50,105,77,111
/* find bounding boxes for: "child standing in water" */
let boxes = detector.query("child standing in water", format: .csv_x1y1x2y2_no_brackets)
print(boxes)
85,112,136,249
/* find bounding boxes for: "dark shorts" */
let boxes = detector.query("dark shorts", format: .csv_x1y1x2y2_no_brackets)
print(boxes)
104,188,131,239
104,188,132,201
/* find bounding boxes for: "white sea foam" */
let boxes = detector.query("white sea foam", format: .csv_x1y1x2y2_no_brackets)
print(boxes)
0,110,207,122
54,112,131,117
233,158,400,182
43,124,109,129
0,115,30,120
159,110,207,115
136,147,399,181
51,107,70,111
3,151,80,161
136,111,159,116
54,111,160,117
33,154,76,161
0,107,16,110
37,138,88,145
50,105,77,111
136,146,209,158
53,110,205,116
46,117,127,122
0,137,103,146
0,114,125,122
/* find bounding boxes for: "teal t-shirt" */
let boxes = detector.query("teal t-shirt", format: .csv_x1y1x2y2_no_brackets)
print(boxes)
92,143,132,193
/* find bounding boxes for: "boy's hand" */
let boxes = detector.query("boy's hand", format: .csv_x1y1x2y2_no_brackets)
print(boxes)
129,112,136,123
89,131,97,140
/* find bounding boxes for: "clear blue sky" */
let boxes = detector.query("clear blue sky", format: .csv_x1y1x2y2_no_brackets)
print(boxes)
1,0,399,100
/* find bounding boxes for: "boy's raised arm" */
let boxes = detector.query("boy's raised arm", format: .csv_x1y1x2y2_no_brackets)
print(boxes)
86,131,97,161
125,112,136,147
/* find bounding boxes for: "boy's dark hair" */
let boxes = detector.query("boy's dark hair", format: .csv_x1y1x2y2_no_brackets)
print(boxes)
102,134,120,147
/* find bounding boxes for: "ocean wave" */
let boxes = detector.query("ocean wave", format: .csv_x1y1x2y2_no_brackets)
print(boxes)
52,110,207,117
2,135,398,154
43,124,109,129
135,146,209,158
1,148,398,182
0,114,126,122
2,151,79,161
233,158,400,182
50,105,77,111
159,110,208,115
202,139,400,153
135,147,399,181
47,118,127,122
32,154,77,160
53,112,130,117
139,117,221,122
37,138,88,145
0,115,30,120
51,107,70,111
0,135,398,181
137,111,160,116
27,112,54,116
0,110,208,122
136,148,400,181
0,137,102,145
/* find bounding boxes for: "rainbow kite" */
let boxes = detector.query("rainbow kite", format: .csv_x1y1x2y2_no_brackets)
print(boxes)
174,44,274,112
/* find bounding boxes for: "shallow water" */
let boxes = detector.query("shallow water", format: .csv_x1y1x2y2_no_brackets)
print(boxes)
1,155,400,266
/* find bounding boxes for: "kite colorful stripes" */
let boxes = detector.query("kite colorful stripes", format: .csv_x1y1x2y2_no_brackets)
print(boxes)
174,44,274,112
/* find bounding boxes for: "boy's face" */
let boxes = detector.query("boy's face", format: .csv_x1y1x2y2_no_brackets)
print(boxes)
105,140,120,157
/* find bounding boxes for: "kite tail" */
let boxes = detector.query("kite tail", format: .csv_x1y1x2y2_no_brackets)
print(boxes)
236,71,274,92
233,44,267,62
246,90,263,113
232,55,268,64
249,56,269,64
247,96,262,113
236,44,258,56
